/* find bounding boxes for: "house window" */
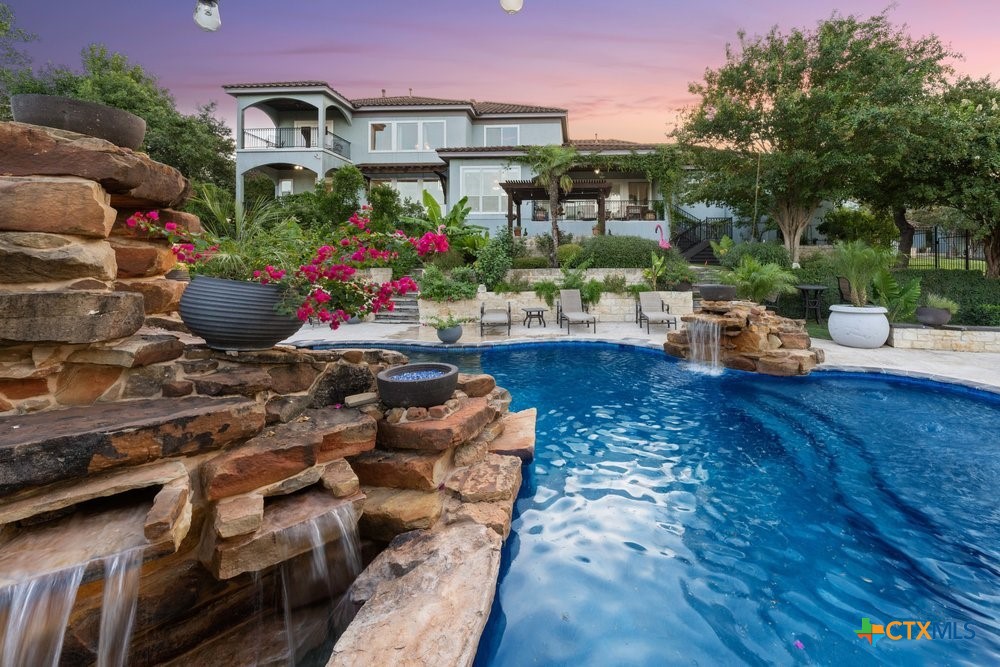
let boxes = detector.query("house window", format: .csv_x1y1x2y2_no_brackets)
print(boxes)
369,120,447,152
370,123,392,151
461,166,520,213
369,178,445,206
484,125,519,146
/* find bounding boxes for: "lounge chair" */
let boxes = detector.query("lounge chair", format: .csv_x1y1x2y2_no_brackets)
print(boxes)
480,302,511,336
556,289,596,334
637,292,678,334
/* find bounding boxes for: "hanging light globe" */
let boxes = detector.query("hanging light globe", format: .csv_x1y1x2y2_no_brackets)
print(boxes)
194,0,221,31
500,0,524,15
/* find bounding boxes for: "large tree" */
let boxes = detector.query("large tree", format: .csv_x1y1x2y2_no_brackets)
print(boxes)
4,41,235,192
939,78,1000,278
518,145,579,267
677,12,953,263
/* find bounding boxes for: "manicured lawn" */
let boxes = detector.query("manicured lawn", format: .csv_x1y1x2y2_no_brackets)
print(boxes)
806,321,831,340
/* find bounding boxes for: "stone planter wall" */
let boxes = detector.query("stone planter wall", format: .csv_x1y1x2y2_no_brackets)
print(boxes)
889,324,1000,352
0,120,533,665
507,267,646,284
420,290,693,325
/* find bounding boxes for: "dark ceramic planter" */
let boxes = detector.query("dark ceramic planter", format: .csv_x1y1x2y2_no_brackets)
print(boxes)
695,284,737,300
376,363,459,408
178,276,303,351
915,306,952,327
11,94,146,149
435,326,463,344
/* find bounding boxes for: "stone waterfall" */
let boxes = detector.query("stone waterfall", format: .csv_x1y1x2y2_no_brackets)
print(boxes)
664,300,825,376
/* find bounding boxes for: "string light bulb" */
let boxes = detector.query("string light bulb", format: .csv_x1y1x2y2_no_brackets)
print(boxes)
500,0,523,15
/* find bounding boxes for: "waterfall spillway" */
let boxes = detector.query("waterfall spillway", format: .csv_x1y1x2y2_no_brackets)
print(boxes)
1,564,85,667
687,319,722,373
97,548,143,667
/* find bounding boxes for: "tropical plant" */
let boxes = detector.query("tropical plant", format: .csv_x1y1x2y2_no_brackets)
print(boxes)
516,145,580,266
873,270,921,321
643,252,668,290
829,240,895,307
720,256,798,304
401,191,486,259
709,235,735,262
422,313,475,329
924,293,960,314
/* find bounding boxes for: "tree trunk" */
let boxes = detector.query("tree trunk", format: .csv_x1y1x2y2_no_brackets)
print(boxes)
985,226,1000,279
893,207,914,269
548,187,559,267
771,198,817,265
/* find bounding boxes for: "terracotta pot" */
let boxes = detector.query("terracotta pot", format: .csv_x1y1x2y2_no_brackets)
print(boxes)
11,94,146,149
178,276,303,351
376,363,459,408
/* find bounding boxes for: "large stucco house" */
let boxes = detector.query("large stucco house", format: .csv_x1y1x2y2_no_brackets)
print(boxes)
224,81,736,246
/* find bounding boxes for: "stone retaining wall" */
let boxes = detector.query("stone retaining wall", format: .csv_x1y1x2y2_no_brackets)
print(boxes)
889,324,1000,352
420,290,694,324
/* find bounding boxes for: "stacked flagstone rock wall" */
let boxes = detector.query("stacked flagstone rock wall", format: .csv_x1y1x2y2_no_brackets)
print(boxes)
663,300,825,376
0,120,532,665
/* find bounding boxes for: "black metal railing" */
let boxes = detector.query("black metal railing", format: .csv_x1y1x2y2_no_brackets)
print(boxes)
909,228,986,272
242,127,351,158
671,217,733,251
530,200,665,222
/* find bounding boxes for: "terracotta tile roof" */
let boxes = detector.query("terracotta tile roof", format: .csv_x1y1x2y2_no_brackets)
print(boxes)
224,80,331,89
436,145,526,153
351,95,471,108
359,163,447,174
569,138,663,151
474,101,566,114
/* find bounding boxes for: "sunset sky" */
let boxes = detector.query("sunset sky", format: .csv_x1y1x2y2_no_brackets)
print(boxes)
7,0,999,143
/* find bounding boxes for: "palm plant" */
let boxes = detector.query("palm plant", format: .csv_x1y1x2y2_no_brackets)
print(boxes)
518,145,580,267
829,240,895,307
721,256,798,304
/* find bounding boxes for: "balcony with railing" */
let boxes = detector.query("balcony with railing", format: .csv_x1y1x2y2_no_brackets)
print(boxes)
531,200,665,222
242,127,351,159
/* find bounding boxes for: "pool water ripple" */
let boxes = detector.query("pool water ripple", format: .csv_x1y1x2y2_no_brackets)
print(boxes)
358,344,999,665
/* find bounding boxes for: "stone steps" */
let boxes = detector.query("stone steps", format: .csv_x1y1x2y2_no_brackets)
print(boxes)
0,396,266,498
374,291,420,323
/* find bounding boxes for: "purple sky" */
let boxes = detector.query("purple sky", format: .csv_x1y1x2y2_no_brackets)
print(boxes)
8,0,999,143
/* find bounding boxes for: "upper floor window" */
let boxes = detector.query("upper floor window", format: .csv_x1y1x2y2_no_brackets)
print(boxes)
484,125,519,146
370,120,447,152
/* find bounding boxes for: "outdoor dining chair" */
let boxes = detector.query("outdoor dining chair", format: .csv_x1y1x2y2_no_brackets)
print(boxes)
556,289,596,333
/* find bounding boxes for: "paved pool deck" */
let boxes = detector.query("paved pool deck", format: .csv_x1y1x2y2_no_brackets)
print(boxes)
284,320,1000,394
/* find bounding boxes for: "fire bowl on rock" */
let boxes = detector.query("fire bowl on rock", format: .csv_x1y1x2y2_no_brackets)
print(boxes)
695,284,738,301
376,363,459,408
12,94,147,149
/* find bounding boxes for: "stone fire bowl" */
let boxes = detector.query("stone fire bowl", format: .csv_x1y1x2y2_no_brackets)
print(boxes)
12,94,147,149
377,363,459,408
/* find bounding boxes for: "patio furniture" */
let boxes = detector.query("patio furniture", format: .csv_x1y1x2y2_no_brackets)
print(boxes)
796,284,828,323
522,307,546,328
556,290,596,334
480,302,511,336
636,292,678,334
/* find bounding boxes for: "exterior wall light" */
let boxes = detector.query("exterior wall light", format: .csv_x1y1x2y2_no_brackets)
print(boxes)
194,1,221,31
500,0,524,14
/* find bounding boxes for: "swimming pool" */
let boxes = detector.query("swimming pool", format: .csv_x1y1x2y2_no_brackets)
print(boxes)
330,342,1000,664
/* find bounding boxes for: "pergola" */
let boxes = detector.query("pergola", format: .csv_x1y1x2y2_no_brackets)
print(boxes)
499,179,613,232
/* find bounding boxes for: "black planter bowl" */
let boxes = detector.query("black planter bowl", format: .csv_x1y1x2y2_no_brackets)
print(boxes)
915,306,952,327
695,284,738,300
11,94,147,149
376,363,459,408
178,276,303,351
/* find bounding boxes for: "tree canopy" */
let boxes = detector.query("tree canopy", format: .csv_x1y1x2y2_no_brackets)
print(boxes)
677,11,954,263
1,4,235,193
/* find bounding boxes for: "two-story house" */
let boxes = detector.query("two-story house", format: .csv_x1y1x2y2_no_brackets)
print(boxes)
224,81,735,246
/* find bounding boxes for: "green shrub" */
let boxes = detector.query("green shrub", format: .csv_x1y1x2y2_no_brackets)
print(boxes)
601,273,628,294
533,280,559,307
535,233,555,260
892,269,999,325
966,305,1000,326
473,232,513,289
581,278,603,306
417,265,478,302
576,235,669,268
557,243,583,266
818,207,898,248
450,266,478,284
493,276,532,293
512,256,549,269
720,242,792,270
924,293,960,314
427,247,467,271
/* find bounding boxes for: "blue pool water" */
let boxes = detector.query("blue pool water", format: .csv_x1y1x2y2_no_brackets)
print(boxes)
331,343,1000,665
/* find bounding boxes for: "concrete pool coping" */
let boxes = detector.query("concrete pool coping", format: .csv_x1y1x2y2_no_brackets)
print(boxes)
285,321,1000,395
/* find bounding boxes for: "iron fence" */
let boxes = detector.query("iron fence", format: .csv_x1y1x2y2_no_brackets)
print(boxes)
908,228,985,272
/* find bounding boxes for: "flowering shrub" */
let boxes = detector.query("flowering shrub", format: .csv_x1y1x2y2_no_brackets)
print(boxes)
127,208,448,329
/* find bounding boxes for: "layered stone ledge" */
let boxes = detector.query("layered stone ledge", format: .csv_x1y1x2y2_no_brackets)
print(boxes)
889,323,1000,352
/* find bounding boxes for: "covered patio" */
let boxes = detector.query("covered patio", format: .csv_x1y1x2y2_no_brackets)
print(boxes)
500,179,613,233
